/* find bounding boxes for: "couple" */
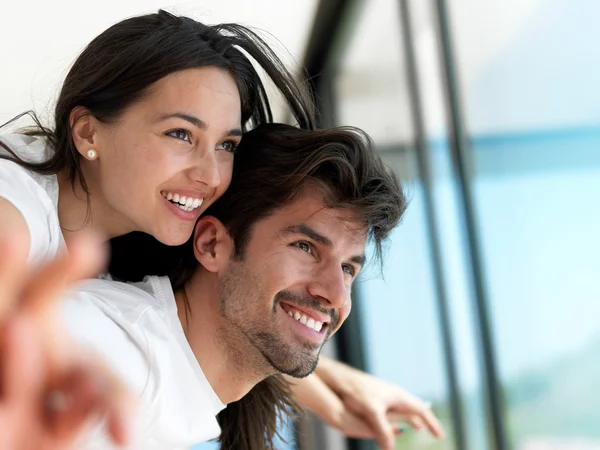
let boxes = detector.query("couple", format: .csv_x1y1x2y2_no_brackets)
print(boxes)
0,10,443,450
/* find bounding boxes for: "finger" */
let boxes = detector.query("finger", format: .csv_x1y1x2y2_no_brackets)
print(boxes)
387,410,408,421
338,409,378,440
397,409,444,439
47,356,134,448
84,358,134,447
45,366,106,443
2,316,43,408
106,399,133,447
20,233,106,316
387,395,443,435
0,232,29,318
407,415,425,431
62,232,108,282
420,407,445,439
364,407,395,450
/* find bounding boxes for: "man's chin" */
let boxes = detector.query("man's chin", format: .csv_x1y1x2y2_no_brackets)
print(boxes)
254,332,323,378
271,353,320,378
279,364,318,379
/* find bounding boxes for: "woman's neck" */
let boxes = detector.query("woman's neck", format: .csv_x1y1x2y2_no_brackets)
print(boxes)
56,169,136,241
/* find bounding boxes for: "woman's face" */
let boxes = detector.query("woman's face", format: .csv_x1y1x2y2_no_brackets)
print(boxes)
87,66,241,245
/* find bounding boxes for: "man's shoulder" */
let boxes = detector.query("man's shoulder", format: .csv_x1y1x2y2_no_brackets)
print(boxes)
59,276,183,404
68,275,172,321
63,277,224,448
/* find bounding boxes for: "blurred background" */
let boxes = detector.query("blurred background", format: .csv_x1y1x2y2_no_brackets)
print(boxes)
2,0,599,449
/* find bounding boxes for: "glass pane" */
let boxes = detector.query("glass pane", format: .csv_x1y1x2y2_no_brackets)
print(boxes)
449,0,600,448
336,0,413,146
407,0,491,448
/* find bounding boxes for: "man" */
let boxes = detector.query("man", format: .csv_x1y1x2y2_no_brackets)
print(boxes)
0,123,441,449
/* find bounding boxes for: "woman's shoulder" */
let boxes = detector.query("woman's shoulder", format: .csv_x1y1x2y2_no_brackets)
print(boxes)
0,133,62,266
0,133,52,164
0,133,57,193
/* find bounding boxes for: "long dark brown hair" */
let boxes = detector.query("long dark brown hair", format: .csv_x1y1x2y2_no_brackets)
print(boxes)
0,9,315,198
217,375,301,450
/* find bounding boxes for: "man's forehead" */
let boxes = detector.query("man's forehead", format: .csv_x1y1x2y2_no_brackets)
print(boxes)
270,188,368,246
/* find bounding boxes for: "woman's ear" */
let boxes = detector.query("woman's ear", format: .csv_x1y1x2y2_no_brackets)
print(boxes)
192,216,233,273
70,107,99,160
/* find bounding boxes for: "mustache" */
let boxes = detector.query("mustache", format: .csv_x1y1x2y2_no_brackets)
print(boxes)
274,290,340,329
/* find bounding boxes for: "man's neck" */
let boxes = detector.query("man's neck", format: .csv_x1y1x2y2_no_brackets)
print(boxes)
174,269,270,404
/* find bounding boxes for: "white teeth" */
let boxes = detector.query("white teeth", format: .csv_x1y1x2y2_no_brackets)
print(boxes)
287,307,325,332
161,192,204,211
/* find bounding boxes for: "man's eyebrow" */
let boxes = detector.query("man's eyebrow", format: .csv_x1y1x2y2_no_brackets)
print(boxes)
283,224,366,267
350,254,366,268
282,224,332,247
157,112,242,136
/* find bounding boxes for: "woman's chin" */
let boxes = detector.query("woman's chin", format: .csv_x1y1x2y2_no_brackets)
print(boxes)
152,225,194,247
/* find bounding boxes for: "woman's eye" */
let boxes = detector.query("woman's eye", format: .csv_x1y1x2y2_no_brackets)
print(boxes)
166,129,191,142
217,140,239,153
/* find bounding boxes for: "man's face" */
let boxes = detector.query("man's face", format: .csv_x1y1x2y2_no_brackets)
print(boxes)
218,185,366,378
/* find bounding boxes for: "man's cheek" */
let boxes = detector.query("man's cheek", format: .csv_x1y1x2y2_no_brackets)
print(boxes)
341,303,352,325
329,304,351,337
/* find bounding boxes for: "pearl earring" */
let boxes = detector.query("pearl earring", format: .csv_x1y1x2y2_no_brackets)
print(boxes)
86,149,97,160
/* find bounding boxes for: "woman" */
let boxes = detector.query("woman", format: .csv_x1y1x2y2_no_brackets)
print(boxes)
0,9,314,260
0,9,442,450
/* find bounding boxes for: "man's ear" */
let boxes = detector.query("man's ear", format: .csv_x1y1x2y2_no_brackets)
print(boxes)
70,106,100,159
192,216,233,273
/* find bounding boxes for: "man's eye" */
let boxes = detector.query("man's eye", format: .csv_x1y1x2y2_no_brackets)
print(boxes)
295,241,312,254
342,264,356,277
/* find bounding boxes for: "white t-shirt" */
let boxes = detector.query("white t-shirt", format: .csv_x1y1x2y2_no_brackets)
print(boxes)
0,133,64,265
62,275,225,450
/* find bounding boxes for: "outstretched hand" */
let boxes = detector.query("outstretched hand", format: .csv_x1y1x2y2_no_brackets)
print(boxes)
0,230,132,449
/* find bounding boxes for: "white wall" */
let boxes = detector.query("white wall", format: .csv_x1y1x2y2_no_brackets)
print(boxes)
0,0,318,127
